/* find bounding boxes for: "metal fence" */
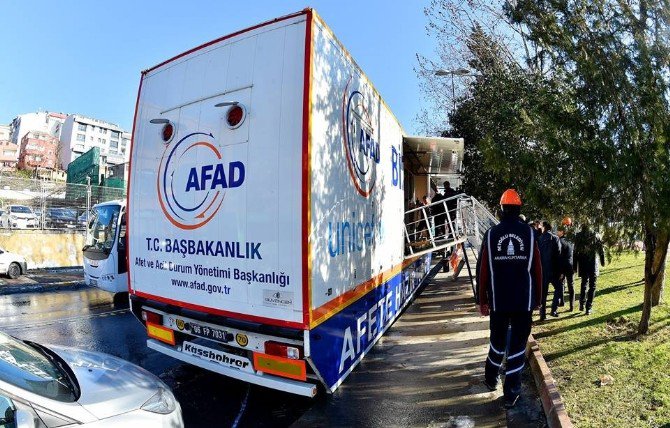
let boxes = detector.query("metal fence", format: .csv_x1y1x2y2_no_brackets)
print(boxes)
0,176,126,230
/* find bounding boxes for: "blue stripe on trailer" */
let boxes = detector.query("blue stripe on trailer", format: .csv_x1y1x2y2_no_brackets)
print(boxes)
308,254,432,391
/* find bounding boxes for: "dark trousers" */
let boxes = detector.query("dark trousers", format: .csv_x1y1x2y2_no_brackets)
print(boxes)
540,275,560,317
485,311,532,399
562,269,574,309
434,214,446,238
580,274,597,309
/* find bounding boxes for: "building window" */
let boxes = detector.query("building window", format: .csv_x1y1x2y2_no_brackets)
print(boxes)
101,128,107,134
76,134,85,142
110,139,118,149
77,123,87,132
111,131,120,138
102,139,106,144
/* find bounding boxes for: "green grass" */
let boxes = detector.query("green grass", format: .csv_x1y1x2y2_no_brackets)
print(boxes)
534,253,670,428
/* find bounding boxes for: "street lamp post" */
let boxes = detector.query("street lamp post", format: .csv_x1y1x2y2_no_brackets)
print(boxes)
434,68,471,111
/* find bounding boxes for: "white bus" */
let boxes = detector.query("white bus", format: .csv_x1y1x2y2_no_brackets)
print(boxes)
83,200,128,293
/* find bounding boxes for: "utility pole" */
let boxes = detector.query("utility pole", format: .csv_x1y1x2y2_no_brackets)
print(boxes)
86,175,91,224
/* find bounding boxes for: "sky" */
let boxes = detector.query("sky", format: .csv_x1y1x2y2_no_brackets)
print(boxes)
0,1,436,135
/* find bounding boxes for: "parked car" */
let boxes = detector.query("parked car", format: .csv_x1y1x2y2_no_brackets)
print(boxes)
0,205,39,229
78,210,91,228
0,247,26,279
0,332,184,427
44,207,79,229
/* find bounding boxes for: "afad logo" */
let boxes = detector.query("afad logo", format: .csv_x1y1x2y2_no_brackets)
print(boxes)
342,76,380,198
157,132,245,230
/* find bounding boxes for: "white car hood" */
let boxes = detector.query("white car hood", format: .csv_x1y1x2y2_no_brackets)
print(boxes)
10,213,35,219
49,346,164,420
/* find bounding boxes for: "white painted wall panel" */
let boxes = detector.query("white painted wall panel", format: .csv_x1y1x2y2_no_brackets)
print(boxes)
130,16,307,324
309,19,406,310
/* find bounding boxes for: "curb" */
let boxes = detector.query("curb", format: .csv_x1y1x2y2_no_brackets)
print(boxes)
0,281,87,296
526,334,573,428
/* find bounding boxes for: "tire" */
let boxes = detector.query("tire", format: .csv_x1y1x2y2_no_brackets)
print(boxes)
7,262,21,279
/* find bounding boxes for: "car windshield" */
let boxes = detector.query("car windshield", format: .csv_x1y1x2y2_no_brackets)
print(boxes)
0,332,78,402
85,204,121,252
10,206,31,214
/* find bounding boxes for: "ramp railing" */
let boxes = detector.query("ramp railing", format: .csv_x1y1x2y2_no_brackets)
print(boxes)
404,194,499,295
404,194,497,258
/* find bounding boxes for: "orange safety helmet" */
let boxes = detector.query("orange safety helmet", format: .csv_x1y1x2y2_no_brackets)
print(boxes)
562,217,573,226
500,189,522,206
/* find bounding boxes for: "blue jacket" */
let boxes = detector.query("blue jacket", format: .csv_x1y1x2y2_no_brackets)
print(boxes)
476,218,543,312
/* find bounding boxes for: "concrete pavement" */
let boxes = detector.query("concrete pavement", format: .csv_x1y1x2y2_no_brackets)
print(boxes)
295,263,545,427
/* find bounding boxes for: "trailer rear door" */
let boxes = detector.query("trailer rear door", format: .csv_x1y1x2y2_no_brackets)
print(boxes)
128,14,307,328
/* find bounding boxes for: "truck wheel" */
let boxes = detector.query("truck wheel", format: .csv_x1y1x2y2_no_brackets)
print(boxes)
7,263,21,279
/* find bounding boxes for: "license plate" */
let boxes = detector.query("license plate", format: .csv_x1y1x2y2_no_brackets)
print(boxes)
181,341,252,372
169,317,231,343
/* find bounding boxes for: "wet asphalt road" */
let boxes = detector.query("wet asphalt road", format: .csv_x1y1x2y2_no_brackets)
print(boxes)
0,287,313,427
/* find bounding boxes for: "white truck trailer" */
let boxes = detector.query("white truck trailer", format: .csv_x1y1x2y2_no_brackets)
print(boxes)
128,9,463,396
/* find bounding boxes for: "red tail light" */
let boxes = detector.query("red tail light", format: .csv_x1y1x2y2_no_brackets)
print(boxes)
264,341,303,360
226,105,245,128
142,310,162,325
161,123,174,142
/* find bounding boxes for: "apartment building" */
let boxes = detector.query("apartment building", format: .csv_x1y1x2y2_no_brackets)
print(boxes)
0,125,18,169
59,114,130,170
10,111,66,145
17,131,59,170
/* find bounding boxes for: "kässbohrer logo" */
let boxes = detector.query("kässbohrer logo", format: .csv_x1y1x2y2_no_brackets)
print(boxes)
157,132,245,230
342,76,380,198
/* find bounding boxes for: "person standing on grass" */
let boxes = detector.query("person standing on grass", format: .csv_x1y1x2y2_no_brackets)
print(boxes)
538,221,562,319
574,224,606,315
557,220,575,311
475,189,543,409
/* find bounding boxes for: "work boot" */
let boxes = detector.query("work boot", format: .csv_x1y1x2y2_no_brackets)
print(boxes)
586,308,592,315
579,302,584,312
550,311,559,317
483,379,497,392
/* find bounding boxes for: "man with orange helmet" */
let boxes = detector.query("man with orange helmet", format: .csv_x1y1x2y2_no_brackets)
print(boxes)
476,189,543,408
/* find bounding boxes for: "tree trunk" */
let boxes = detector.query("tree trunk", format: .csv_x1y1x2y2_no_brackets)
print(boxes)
651,240,668,305
638,227,670,335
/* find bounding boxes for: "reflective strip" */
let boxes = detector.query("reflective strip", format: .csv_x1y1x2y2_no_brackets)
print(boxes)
506,362,525,375
489,342,505,355
487,230,495,311
508,349,526,360
487,356,502,368
527,226,534,311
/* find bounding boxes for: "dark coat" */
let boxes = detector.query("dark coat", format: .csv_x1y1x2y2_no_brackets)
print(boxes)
559,236,574,272
538,231,561,280
574,230,605,277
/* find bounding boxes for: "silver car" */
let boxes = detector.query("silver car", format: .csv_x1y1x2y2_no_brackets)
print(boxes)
0,332,183,427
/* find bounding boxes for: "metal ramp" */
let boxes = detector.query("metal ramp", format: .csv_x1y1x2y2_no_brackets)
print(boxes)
404,194,499,296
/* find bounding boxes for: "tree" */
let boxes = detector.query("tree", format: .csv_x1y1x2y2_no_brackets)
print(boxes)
509,0,670,334
420,0,670,334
